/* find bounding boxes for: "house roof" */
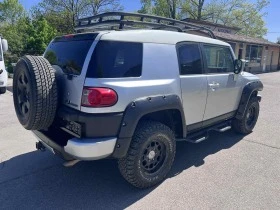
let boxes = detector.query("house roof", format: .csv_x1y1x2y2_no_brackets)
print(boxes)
214,31,280,47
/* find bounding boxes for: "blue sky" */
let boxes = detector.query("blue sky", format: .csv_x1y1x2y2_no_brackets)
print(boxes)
20,0,279,42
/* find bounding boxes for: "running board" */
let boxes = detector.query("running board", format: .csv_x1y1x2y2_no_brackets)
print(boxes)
215,126,231,132
177,121,232,144
185,134,209,143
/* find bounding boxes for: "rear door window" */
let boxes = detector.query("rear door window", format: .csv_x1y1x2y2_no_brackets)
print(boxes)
177,43,203,75
87,41,143,78
44,34,97,75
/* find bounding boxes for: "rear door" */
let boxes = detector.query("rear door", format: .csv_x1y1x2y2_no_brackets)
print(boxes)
44,33,100,110
177,42,208,128
202,44,243,121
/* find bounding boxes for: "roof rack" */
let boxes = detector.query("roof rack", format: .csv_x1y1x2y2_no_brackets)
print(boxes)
75,12,216,39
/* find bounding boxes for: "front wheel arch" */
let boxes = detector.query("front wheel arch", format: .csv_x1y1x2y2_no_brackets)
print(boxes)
235,81,263,120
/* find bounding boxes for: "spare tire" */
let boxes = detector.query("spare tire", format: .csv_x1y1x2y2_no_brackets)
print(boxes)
13,55,58,130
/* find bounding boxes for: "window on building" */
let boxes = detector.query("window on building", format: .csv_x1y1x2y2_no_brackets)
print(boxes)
245,45,263,63
228,42,236,52
203,45,234,73
177,43,203,75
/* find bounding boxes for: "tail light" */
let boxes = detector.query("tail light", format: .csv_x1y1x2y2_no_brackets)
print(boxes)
81,87,118,107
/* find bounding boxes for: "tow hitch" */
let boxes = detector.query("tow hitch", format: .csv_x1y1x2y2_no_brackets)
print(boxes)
36,141,46,151
36,141,80,167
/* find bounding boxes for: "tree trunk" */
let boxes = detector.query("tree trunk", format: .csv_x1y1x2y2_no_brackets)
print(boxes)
172,0,176,19
197,0,204,20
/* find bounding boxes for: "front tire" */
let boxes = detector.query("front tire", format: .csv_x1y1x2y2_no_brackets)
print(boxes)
232,97,259,134
118,121,176,188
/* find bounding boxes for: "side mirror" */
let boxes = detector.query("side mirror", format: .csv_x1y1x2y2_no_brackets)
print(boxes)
1,39,8,53
234,59,243,74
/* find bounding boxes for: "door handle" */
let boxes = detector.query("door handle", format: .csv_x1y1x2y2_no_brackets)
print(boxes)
208,82,220,90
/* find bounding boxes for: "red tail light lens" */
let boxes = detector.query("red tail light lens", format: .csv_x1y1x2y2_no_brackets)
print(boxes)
81,87,118,107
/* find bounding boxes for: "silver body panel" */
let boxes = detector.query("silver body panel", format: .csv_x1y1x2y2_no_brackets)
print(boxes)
204,73,244,120
180,75,208,125
82,43,182,113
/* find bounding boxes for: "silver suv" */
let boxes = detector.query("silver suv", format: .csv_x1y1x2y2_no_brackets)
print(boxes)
13,12,263,188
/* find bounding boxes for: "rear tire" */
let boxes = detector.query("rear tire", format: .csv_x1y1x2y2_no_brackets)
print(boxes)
118,121,176,188
232,97,259,134
0,87,6,94
13,55,58,130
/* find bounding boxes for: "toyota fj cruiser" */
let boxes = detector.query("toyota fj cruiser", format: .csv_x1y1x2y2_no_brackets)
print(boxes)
13,12,263,188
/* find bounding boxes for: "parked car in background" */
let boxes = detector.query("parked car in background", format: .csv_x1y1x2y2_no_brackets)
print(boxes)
0,36,8,94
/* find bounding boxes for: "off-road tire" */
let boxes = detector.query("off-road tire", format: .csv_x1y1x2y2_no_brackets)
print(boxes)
13,55,58,130
232,97,259,134
118,121,176,188
0,87,6,94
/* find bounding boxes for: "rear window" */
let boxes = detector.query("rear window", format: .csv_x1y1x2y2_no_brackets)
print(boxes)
44,38,95,75
87,41,143,78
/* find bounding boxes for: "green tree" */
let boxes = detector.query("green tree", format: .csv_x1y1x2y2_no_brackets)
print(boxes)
0,0,25,25
180,0,209,20
24,17,57,55
139,0,179,19
139,0,269,38
277,37,280,44
204,0,269,37
31,6,74,34
37,0,89,33
86,0,123,15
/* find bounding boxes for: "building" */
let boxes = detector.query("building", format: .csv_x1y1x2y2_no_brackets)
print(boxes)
182,18,280,73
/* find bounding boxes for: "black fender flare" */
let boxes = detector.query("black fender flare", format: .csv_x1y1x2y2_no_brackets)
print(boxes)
235,81,263,120
112,94,186,158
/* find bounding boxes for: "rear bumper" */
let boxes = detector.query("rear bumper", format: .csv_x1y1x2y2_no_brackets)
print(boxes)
58,106,123,138
32,130,117,160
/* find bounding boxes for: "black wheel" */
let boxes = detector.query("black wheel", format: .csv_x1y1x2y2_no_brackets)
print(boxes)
0,87,6,94
13,55,58,130
232,97,259,134
118,121,176,188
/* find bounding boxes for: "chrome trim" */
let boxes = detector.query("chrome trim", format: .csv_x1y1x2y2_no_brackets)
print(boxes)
64,137,117,160
32,130,117,161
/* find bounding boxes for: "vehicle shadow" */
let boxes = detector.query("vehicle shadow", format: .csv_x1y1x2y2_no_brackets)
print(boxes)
6,85,13,93
0,130,244,209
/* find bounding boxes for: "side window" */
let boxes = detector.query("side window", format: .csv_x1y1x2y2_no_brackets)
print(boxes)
178,43,203,75
203,45,234,73
87,41,142,78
